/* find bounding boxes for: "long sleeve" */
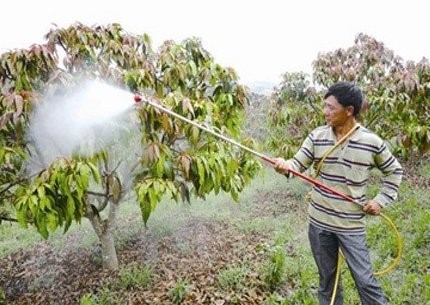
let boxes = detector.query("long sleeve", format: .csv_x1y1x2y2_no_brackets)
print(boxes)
373,142,403,207
289,135,315,173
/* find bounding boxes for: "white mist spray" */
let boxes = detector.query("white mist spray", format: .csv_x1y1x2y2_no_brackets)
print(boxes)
27,79,139,173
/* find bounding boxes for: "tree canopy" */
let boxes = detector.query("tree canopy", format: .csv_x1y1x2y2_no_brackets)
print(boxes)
0,23,261,269
267,33,430,158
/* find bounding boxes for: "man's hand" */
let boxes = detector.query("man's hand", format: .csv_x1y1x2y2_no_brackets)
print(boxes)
273,158,292,175
363,200,382,215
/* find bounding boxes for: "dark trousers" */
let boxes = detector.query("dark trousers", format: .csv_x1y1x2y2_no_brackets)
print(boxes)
308,223,388,305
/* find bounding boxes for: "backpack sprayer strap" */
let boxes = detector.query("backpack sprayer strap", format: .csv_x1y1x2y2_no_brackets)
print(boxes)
306,125,360,202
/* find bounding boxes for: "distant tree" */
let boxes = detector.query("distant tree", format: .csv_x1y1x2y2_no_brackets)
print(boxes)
0,23,261,269
268,33,430,158
266,71,323,157
243,91,272,146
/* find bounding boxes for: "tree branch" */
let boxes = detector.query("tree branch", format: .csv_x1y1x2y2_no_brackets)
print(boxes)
98,196,110,212
0,176,27,196
0,216,18,223
86,190,107,197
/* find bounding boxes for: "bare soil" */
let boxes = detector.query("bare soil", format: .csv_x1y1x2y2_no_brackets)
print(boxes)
0,186,305,305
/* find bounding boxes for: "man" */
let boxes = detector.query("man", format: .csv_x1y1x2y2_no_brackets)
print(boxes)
274,82,403,305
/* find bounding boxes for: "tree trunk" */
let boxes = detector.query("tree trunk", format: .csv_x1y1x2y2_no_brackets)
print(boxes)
86,201,120,270
99,228,118,270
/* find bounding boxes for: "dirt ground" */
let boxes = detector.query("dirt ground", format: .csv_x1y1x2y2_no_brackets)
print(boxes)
0,185,306,305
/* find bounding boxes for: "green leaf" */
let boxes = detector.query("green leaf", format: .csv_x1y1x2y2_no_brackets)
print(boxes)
0,148,4,162
148,188,156,209
191,126,200,145
87,162,101,183
16,208,28,228
137,183,148,200
156,156,165,177
79,164,90,188
231,186,239,202
64,216,72,233
36,214,49,239
39,195,49,210
47,213,58,231
140,200,152,225
60,175,72,197
227,94,233,106
152,179,161,194
37,186,46,200
28,195,38,215
67,196,76,217
197,158,205,186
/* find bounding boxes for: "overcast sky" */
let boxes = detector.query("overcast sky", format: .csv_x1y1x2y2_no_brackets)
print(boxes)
1,0,429,84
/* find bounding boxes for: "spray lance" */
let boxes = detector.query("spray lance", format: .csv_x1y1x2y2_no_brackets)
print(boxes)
133,93,402,275
133,93,354,201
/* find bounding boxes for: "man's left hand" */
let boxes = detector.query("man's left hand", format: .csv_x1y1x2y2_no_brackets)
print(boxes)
363,200,382,215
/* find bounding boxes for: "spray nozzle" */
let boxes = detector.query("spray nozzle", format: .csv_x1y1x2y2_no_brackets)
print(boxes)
134,94,142,103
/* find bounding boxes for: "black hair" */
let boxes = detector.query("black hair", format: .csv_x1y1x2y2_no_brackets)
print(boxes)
324,82,363,117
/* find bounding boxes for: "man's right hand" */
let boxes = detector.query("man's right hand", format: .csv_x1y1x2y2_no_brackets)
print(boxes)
273,158,292,175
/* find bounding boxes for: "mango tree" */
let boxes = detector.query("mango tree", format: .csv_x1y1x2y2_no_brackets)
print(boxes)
265,71,323,158
267,33,430,158
0,23,261,269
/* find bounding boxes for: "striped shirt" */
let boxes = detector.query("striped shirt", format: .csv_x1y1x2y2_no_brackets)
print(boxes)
289,125,403,234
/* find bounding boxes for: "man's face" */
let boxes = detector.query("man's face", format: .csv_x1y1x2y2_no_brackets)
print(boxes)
323,95,353,127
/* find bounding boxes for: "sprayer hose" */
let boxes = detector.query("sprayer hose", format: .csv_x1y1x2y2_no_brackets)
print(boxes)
329,212,403,305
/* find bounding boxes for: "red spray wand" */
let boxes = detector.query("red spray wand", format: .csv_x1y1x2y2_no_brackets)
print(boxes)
134,94,355,203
